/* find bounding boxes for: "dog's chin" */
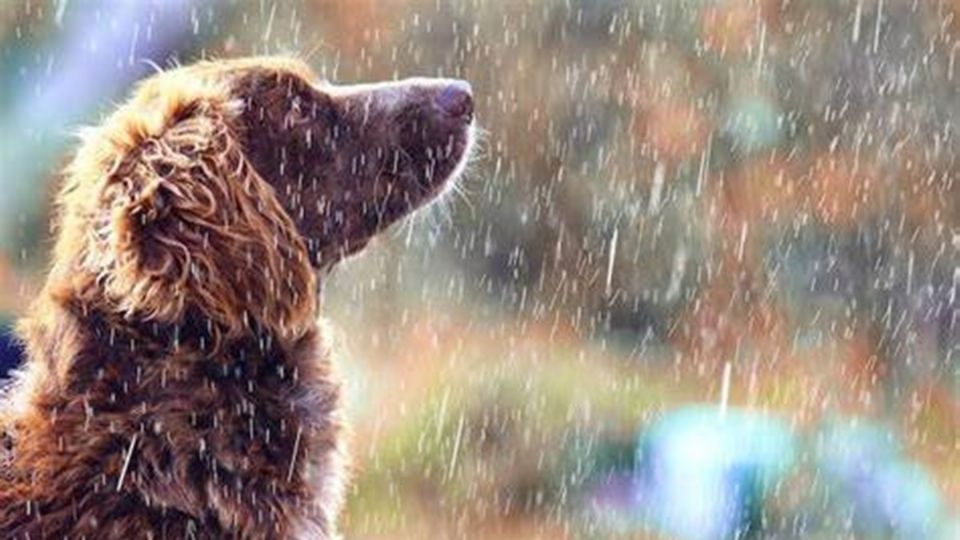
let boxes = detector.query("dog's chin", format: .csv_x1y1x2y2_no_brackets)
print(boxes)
428,122,476,204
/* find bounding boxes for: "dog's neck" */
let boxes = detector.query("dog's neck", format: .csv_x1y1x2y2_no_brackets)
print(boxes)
2,297,343,537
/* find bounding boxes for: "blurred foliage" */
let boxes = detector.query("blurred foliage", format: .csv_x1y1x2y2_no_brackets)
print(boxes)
1,0,958,538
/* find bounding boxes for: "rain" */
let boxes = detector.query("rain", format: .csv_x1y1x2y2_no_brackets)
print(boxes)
0,0,957,538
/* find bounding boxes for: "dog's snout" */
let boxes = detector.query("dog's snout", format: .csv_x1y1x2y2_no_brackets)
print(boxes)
434,80,473,121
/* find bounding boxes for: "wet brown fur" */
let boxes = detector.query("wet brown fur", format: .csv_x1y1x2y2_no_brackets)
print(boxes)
0,58,384,539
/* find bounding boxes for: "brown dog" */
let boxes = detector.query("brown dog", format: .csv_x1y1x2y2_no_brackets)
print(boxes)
0,57,474,539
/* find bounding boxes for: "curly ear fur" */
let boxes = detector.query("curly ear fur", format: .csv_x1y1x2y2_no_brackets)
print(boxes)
60,90,316,344
103,105,315,340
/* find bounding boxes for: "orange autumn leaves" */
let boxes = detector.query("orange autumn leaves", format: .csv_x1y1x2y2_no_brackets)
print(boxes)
720,155,883,232
701,0,780,58
808,157,884,228
639,97,712,163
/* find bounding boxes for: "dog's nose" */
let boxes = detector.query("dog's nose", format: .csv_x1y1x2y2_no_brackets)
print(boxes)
435,80,473,121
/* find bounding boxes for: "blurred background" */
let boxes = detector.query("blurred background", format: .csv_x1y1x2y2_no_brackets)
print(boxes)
0,0,958,538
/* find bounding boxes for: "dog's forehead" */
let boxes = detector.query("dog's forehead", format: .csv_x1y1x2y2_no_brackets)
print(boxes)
195,56,315,81
127,57,322,116
134,57,316,99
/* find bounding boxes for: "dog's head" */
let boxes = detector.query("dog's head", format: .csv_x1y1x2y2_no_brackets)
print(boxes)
52,57,474,340
229,59,475,265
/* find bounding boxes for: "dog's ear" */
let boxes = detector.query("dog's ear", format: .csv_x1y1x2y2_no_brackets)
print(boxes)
93,100,316,341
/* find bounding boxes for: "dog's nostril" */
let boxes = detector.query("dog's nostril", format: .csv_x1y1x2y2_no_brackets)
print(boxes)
435,81,474,120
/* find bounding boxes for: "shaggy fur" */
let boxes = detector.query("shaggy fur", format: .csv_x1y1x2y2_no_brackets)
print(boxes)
0,57,474,539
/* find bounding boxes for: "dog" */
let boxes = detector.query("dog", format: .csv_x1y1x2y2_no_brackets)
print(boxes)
0,56,474,539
